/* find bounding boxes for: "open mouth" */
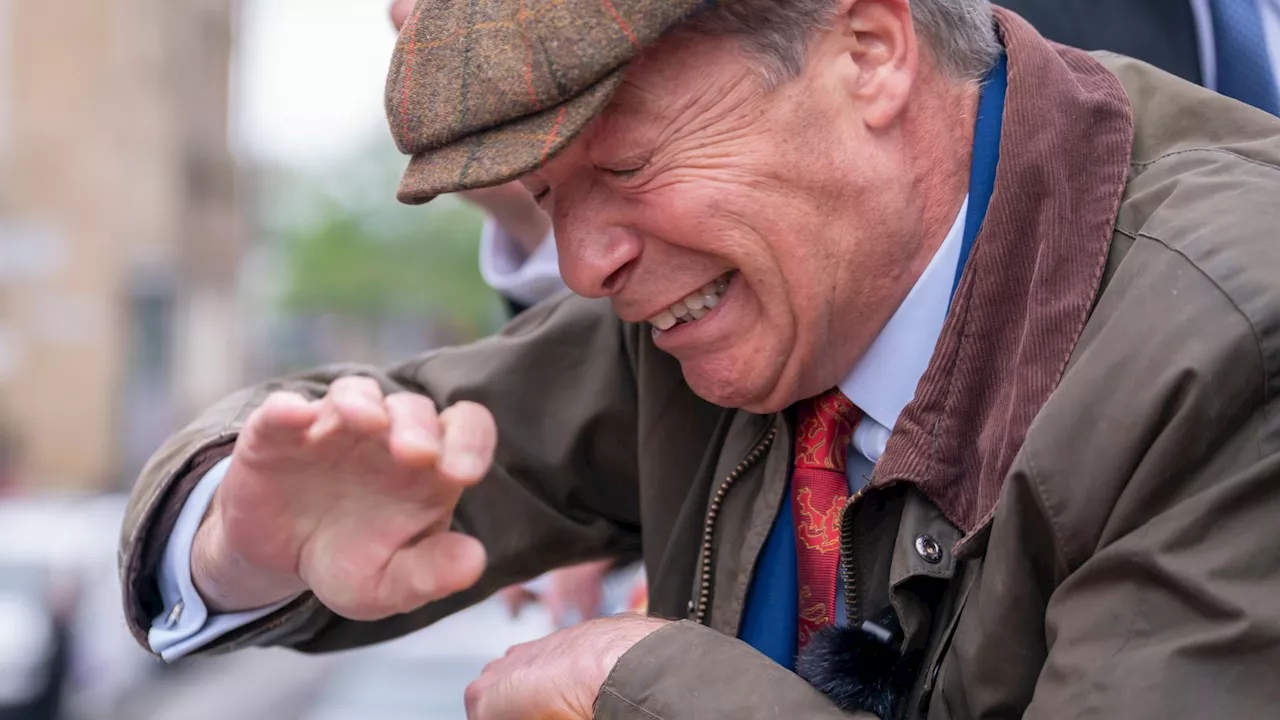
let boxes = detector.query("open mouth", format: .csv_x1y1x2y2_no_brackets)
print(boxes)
647,272,733,332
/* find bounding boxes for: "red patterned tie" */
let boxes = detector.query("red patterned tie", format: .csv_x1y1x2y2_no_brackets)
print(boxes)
793,388,862,648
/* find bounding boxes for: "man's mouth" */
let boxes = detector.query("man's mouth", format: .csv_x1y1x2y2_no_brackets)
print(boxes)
647,272,733,331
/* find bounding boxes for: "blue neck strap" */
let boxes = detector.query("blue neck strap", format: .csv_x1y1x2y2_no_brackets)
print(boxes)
950,51,1007,305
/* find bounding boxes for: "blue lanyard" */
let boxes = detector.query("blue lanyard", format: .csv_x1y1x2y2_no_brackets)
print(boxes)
950,51,1007,306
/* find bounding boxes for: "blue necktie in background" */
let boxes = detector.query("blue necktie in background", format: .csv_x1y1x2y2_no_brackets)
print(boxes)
1211,0,1280,114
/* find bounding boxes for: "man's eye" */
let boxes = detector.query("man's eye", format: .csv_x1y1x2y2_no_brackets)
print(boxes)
532,188,551,203
607,166,645,179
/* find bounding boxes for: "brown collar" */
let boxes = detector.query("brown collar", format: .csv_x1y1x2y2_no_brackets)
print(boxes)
870,8,1135,545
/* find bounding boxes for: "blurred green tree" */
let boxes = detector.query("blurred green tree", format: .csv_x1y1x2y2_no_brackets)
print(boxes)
261,140,502,345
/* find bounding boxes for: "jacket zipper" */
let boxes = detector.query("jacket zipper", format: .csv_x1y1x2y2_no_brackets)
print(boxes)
840,487,867,626
691,427,778,625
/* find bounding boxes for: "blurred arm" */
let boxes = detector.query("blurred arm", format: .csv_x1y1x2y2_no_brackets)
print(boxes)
479,217,564,309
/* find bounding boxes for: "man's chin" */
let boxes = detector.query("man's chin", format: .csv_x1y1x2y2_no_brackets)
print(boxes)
680,363,791,414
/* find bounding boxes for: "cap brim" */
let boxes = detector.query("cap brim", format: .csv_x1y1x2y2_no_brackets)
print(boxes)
396,69,626,205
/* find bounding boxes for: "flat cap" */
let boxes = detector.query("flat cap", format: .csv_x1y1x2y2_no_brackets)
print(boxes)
386,0,719,204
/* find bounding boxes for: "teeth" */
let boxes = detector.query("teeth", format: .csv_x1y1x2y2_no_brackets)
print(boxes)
650,310,677,330
647,273,733,331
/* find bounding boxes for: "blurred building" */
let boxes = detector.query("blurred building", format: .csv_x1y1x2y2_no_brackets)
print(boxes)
0,0,245,492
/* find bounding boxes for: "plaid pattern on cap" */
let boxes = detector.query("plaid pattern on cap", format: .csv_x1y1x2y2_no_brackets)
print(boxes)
386,0,720,204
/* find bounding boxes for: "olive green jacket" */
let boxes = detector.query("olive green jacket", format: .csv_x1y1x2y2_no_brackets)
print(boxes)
119,10,1280,719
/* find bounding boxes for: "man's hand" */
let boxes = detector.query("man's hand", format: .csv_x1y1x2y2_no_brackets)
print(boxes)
191,376,496,618
497,560,613,626
465,615,670,720
543,559,612,627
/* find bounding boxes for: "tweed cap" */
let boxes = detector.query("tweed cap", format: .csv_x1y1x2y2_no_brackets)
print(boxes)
386,0,719,204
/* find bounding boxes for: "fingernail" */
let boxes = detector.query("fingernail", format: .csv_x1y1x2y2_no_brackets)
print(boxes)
406,427,438,452
444,452,485,479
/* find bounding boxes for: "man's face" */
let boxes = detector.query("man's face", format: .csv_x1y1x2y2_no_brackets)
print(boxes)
525,25,929,412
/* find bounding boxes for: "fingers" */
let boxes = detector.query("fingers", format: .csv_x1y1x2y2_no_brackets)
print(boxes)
497,585,538,619
258,376,492,487
438,401,497,485
309,376,390,441
248,392,320,444
380,530,487,614
386,393,441,466
389,0,414,31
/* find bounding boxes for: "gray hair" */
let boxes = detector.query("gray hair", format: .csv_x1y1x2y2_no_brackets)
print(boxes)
685,0,1000,85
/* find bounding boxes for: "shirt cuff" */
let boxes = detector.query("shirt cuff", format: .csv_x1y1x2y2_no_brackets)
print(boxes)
147,456,298,661
478,218,566,307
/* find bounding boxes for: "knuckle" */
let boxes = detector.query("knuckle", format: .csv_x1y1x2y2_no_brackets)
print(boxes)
464,680,483,715
261,390,291,407
409,573,441,604
459,400,495,423
256,392,292,416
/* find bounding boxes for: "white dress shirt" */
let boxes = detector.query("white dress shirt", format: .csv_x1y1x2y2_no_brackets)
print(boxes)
1189,0,1280,96
149,200,970,659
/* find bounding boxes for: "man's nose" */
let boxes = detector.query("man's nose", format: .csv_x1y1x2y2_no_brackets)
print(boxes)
555,222,643,299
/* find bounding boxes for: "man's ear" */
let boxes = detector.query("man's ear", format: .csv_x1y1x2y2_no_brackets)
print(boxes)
835,0,918,129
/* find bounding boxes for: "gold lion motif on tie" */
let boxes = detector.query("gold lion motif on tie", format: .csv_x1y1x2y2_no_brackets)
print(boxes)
795,393,857,471
798,586,831,645
795,487,848,553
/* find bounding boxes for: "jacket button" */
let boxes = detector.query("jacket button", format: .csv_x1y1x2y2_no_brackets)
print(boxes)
915,535,943,564
687,600,695,614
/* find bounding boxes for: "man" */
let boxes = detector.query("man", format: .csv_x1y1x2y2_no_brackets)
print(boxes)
448,0,1280,632
122,1,1280,718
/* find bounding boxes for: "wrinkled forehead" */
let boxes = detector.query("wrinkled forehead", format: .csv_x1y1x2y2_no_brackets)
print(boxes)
569,33,765,156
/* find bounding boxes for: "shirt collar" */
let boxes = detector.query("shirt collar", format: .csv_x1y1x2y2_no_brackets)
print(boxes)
838,195,969,431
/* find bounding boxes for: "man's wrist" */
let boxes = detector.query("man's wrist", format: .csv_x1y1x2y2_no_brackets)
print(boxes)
191,492,305,613
489,206,551,257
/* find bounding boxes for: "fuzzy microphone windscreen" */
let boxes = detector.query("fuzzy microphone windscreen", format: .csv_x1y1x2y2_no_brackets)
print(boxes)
796,624,924,719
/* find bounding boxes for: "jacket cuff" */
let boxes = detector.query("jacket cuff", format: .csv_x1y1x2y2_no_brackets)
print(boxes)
122,437,237,649
121,438,332,657
596,620,877,720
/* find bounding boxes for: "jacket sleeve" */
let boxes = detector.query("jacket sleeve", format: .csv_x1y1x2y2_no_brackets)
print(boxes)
118,294,644,655
1024,403,1280,717
596,621,880,720
1003,232,1280,718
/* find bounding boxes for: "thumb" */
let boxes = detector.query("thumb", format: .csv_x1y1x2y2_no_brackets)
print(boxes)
378,530,487,614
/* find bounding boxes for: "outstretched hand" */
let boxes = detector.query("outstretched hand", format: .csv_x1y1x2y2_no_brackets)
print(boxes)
191,376,496,619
